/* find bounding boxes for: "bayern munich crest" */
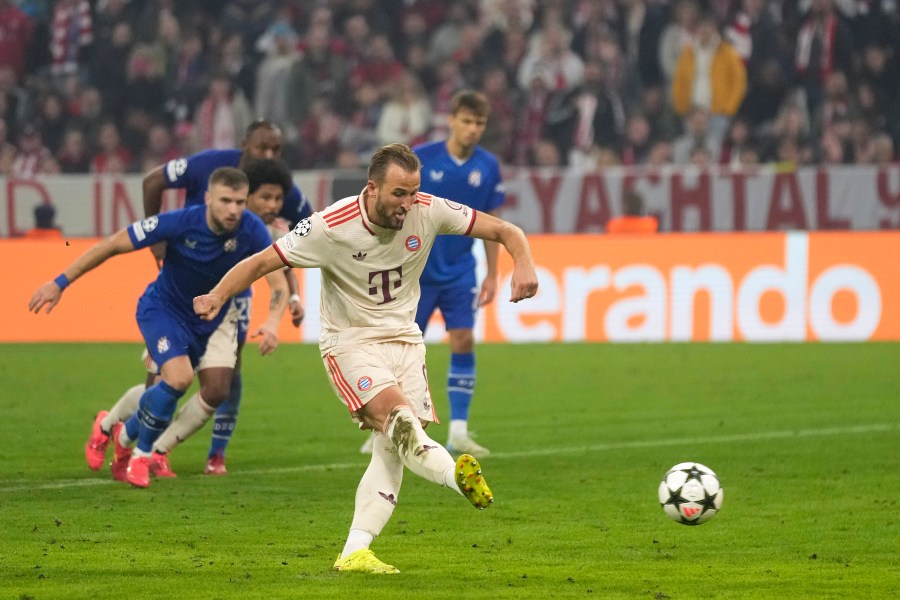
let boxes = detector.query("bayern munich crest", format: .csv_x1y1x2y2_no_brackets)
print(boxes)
405,235,421,251
357,376,373,391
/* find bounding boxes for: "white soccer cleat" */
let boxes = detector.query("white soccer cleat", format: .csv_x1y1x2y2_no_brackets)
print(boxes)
446,434,490,457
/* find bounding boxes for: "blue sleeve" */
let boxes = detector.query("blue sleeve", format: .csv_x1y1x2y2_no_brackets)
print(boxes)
279,183,313,228
163,149,239,188
126,212,184,249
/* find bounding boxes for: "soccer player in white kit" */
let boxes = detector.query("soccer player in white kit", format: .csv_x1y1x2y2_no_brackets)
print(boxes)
194,143,538,574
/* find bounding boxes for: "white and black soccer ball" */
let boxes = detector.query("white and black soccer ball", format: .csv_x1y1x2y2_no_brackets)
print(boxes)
658,462,724,525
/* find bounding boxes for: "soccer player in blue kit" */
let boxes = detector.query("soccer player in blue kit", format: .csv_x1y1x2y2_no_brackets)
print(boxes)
90,121,311,476
29,167,285,488
370,90,504,457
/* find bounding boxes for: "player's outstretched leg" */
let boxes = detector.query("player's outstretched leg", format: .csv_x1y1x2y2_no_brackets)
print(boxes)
85,411,110,470
455,454,493,509
333,549,400,574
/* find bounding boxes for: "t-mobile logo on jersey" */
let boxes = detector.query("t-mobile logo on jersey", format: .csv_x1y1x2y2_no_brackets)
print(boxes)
368,267,403,305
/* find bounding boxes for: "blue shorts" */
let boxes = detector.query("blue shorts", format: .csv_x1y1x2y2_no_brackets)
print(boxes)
136,298,211,372
415,271,478,333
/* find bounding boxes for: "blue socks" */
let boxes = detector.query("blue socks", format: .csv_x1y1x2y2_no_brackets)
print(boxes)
447,353,476,422
126,380,184,453
209,372,242,459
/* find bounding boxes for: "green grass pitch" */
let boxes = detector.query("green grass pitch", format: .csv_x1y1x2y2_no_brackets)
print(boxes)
0,342,897,599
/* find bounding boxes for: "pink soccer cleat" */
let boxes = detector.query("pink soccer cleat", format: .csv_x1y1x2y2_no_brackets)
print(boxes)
85,411,111,471
204,454,227,476
149,452,177,478
109,423,133,483
126,455,151,488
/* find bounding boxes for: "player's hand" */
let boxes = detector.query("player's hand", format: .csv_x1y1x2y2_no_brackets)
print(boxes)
509,264,539,303
289,297,305,327
150,242,166,270
28,282,63,314
479,276,498,306
251,326,279,355
193,294,223,320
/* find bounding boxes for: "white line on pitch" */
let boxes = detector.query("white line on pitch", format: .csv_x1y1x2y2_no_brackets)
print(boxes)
0,422,895,494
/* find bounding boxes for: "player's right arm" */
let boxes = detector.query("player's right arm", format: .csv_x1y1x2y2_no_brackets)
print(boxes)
28,229,135,314
194,246,285,321
142,164,168,267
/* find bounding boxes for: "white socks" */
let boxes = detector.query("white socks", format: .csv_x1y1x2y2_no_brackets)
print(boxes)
101,384,145,432
152,393,214,454
448,419,469,440
341,432,403,558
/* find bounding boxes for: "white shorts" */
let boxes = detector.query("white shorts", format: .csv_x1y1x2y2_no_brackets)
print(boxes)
141,303,240,372
323,341,437,425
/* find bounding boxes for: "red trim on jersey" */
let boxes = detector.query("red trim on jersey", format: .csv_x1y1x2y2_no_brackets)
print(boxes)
272,242,291,267
326,353,363,411
464,209,478,235
324,202,361,228
325,209,361,228
358,194,376,235
414,192,432,205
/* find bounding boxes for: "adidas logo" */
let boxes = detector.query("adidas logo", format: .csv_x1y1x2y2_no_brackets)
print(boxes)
352,251,367,261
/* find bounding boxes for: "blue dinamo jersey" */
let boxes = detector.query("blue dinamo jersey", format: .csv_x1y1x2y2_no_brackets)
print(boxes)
127,205,272,335
163,149,312,227
413,141,504,285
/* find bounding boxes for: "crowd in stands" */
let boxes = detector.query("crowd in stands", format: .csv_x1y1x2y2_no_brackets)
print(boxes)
1,0,899,179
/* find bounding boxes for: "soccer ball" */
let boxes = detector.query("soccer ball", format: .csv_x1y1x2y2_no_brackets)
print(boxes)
658,462,724,525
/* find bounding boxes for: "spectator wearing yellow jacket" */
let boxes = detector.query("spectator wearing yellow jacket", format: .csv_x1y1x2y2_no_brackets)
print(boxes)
671,13,746,144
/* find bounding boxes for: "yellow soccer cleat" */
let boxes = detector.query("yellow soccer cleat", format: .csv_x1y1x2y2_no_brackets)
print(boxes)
333,549,400,574
455,454,493,509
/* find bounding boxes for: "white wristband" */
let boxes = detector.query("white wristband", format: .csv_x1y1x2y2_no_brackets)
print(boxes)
289,294,301,305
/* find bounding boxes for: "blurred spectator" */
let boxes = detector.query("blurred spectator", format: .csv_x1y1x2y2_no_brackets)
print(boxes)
296,95,345,168
513,71,553,166
12,124,53,178
606,190,659,234
89,21,132,123
254,21,299,138
719,117,758,167
287,23,350,126
517,22,585,94
658,0,701,86
194,70,254,151
56,128,90,173
375,71,432,147
621,113,654,166
0,0,35,82
217,32,257,103
672,106,720,164
0,118,17,174
530,137,563,167
70,86,103,154
646,139,674,167
609,0,668,101
23,203,63,239
427,1,473,66
671,13,747,142
546,59,624,167
36,92,69,154
49,0,93,79
794,0,856,117
139,122,179,172
91,120,132,174
478,66,518,163
871,132,895,166
351,34,404,98
339,81,382,164
0,65,30,128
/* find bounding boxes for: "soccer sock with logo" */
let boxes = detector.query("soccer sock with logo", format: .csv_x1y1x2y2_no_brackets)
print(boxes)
126,381,184,455
341,432,403,559
100,384,145,432
152,392,215,454
447,352,476,439
208,373,242,458
386,407,462,495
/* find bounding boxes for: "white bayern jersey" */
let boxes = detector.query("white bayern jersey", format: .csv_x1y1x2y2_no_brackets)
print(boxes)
273,190,477,351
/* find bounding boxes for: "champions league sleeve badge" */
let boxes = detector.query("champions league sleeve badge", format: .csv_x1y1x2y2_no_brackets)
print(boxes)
293,218,312,237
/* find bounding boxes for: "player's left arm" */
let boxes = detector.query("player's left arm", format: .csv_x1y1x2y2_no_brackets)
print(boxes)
468,212,538,303
28,229,135,314
194,246,285,321
479,209,501,306
284,268,304,327
249,267,289,356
